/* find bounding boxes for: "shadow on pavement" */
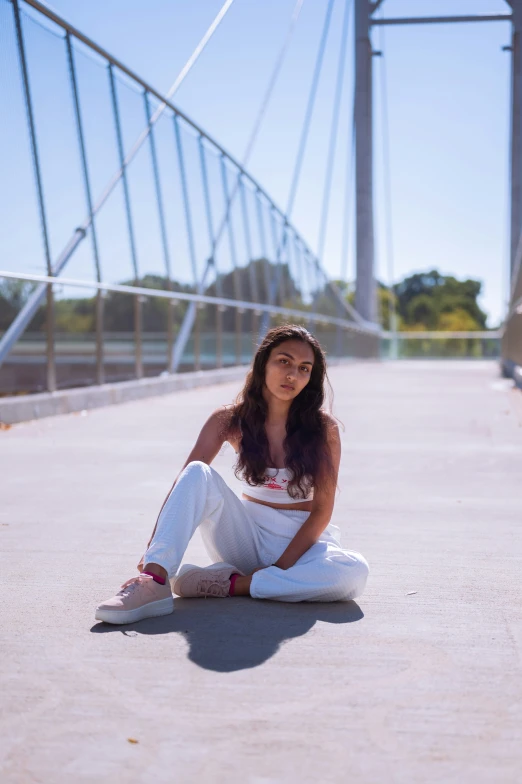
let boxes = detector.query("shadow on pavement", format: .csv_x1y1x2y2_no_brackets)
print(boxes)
90,598,364,672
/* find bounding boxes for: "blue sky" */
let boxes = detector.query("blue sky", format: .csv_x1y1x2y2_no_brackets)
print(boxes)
1,0,513,326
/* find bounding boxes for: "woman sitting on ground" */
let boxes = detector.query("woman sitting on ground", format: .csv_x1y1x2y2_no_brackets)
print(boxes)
95,324,369,624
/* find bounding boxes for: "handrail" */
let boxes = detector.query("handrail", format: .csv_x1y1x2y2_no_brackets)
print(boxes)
381,330,502,340
0,0,368,378
1,271,503,340
0,270,380,335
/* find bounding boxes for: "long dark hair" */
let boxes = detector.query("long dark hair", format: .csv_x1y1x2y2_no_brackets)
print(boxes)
225,324,336,500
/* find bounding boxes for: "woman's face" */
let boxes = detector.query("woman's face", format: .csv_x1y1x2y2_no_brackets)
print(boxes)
264,339,315,403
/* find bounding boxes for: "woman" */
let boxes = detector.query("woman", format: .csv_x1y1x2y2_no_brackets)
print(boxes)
95,324,369,624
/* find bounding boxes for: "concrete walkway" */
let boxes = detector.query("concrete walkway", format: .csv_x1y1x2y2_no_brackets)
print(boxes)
1,360,521,783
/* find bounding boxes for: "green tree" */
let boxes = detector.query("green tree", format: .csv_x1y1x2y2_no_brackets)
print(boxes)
1,265,491,340
394,270,487,330
333,270,489,332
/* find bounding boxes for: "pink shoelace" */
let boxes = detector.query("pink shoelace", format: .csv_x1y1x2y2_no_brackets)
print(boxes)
118,574,154,596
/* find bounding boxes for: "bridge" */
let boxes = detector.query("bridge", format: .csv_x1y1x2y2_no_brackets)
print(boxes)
1,1,522,781
0,0,520,414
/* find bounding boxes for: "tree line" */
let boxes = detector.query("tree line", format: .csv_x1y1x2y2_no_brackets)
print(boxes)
0,260,494,334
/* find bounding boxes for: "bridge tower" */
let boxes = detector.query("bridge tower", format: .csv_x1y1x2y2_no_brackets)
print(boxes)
354,0,377,325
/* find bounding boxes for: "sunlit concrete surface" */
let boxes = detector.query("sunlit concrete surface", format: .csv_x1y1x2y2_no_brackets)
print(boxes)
1,360,521,783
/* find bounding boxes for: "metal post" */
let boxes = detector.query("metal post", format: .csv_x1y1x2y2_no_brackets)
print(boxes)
281,226,292,308
66,33,104,386
289,230,302,307
269,209,286,307
167,300,176,372
239,177,260,338
170,257,213,371
306,252,321,332
144,90,173,284
284,226,293,306
11,0,56,392
174,116,200,288
220,156,243,364
305,249,315,316
174,115,200,371
216,305,224,368
355,0,377,323
335,304,343,357
294,235,305,313
260,208,285,335
199,135,223,368
135,294,144,379
96,291,106,374
510,1,522,283
198,136,217,253
255,190,273,339
194,303,201,371
108,63,142,379
45,283,56,391
144,90,176,372
297,238,311,327
134,289,143,381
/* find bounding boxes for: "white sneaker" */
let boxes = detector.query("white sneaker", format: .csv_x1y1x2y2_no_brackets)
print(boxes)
95,573,174,624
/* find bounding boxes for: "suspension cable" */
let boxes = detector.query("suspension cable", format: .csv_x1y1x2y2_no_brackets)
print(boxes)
260,0,335,327
340,86,355,282
285,0,336,219
84,0,237,221
242,0,305,167
164,0,236,106
209,0,306,252
317,0,353,263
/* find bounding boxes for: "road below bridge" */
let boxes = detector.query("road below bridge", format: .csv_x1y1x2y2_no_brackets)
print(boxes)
1,360,521,782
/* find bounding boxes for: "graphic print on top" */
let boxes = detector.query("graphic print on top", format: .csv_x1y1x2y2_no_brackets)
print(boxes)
239,468,314,504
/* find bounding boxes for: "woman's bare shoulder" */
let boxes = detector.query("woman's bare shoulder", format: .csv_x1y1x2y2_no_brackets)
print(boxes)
320,409,341,435
206,403,231,427
209,404,240,445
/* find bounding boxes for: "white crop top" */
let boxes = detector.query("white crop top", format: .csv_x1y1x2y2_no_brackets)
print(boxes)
240,467,314,504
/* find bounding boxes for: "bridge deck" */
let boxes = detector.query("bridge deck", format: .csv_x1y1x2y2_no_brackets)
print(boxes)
1,360,521,782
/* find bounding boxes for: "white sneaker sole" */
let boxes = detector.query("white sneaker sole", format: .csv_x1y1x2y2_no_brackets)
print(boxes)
95,595,174,625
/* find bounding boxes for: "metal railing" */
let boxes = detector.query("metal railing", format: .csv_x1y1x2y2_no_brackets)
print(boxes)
0,266,505,395
0,0,510,398
380,330,502,360
0,269,379,394
0,0,377,396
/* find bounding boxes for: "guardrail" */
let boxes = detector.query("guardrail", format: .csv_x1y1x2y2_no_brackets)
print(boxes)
0,0,370,395
0,270,380,394
0,0,510,398
0,269,504,396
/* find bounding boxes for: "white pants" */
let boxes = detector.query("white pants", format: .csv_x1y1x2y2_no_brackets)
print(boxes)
143,461,369,603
